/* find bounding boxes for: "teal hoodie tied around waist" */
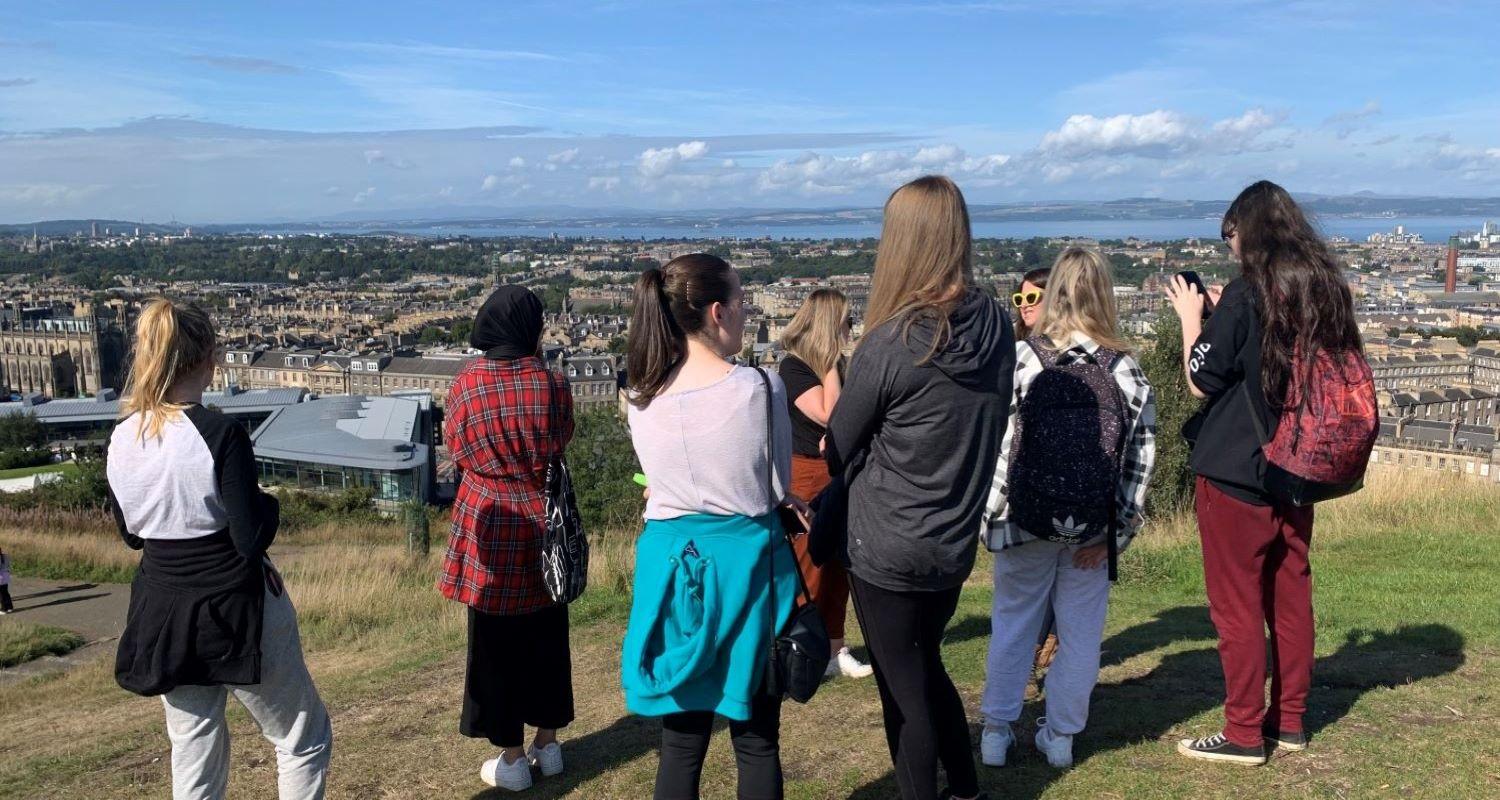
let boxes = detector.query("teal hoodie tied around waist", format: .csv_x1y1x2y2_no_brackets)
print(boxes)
621,512,797,722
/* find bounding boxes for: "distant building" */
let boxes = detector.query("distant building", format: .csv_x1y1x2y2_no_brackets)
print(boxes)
0,304,129,399
250,393,434,508
557,354,622,407
0,386,308,447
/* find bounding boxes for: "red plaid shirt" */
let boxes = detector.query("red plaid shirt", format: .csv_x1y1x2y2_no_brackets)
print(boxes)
438,356,574,615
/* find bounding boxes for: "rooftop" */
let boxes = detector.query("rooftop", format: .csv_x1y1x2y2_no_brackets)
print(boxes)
250,394,429,471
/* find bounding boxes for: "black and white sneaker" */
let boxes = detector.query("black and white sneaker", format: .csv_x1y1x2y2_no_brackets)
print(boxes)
1176,732,1267,765
1264,729,1308,751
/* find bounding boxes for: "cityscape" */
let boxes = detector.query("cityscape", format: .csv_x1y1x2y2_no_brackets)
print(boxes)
0,216,1498,503
3,2,1499,798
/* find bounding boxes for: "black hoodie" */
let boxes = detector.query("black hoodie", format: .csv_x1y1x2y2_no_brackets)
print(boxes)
826,287,1015,592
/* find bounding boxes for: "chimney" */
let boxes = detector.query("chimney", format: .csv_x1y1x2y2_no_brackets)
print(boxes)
1445,245,1458,293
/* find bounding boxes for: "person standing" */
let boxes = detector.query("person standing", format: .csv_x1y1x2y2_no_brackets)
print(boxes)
979,247,1157,769
776,288,872,680
620,253,810,800
1166,180,1365,764
439,286,577,792
1011,267,1050,341
0,546,13,614
1008,267,1059,674
108,299,331,800
825,175,1013,800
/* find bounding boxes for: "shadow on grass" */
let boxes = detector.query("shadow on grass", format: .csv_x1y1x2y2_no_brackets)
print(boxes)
470,714,660,800
852,607,1465,800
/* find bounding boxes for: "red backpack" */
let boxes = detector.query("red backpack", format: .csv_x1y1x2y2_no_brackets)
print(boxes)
1246,347,1379,506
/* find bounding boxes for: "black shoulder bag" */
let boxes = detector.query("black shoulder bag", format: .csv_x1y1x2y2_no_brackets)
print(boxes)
754,367,831,703
539,379,588,604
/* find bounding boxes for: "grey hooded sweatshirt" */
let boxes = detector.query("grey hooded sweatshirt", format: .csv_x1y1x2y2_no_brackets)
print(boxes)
826,287,1015,592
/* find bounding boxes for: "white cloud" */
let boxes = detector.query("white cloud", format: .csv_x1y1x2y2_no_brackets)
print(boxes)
1039,108,1286,159
438,185,454,197
481,174,501,191
638,141,709,178
587,176,620,192
364,149,414,169
1323,100,1382,139
352,186,376,204
508,156,526,169
547,147,580,165
754,144,1012,196
0,183,104,207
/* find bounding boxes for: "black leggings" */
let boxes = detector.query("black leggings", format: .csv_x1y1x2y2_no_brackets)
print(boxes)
849,574,977,800
654,692,783,800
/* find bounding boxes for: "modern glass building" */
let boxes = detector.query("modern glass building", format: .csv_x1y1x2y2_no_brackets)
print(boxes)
249,393,433,508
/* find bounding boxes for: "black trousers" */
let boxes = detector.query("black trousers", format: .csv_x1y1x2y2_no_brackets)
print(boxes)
0,584,11,612
460,603,574,748
849,574,978,800
655,692,783,800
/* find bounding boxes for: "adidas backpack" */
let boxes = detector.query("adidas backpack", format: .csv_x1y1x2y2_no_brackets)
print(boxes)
1247,347,1379,506
1007,336,1128,578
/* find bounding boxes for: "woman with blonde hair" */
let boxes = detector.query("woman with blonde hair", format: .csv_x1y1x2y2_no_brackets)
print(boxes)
824,175,1013,800
108,299,331,799
980,246,1156,770
777,288,872,680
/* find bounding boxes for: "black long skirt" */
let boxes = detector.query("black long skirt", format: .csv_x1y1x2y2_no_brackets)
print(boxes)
460,602,575,747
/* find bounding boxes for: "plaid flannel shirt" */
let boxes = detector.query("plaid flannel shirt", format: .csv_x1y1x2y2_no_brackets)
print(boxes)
438,356,574,615
981,333,1157,553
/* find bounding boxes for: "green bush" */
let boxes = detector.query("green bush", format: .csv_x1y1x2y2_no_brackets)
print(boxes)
568,407,643,535
0,448,54,471
1137,312,1202,517
272,485,382,533
0,457,110,512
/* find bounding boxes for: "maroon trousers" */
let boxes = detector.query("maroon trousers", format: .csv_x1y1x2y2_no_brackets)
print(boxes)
1194,476,1316,748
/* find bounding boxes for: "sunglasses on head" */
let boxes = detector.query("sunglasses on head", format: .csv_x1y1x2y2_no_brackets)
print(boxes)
1011,290,1043,308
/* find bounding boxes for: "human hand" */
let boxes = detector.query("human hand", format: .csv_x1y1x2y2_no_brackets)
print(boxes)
782,494,814,534
1072,543,1108,570
1164,274,1206,322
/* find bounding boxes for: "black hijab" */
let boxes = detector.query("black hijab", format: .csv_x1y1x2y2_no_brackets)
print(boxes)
470,286,544,360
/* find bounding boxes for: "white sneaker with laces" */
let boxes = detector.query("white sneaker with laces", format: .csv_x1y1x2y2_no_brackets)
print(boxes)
1034,718,1073,768
480,752,533,791
980,722,1014,767
528,742,564,777
835,647,874,678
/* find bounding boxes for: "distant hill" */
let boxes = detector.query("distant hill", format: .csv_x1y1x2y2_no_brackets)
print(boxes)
0,219,182,237
8,194,1500,234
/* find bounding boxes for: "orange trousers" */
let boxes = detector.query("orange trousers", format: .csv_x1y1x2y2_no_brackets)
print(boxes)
788,454,851,640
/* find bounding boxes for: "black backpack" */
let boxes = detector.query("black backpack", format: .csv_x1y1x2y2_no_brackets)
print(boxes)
1006,336,1128,580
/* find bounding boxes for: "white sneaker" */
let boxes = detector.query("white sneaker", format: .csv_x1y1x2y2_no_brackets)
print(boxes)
1034,718,1073,768
834,647,874,678
980,723,1014,767
528,742,564,777
480,752,533,791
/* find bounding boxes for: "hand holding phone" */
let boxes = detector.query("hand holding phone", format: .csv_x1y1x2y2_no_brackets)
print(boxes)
1174,271,1215,318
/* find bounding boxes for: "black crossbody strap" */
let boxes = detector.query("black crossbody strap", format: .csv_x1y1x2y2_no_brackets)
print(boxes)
754,367,814,606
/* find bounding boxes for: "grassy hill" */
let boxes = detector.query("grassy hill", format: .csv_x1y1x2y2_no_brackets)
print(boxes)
1,470,1496,799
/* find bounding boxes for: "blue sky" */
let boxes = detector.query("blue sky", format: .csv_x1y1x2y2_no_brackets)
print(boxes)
2,0,1498,222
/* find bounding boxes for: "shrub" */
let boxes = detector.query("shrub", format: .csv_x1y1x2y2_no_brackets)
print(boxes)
1137,312,1201,517
567,407,643,535
0,448,54,471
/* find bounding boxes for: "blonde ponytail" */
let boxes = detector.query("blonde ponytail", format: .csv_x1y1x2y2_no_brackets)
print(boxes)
121,299,217,441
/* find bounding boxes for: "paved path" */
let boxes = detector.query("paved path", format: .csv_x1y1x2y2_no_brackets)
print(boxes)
0,576,130,685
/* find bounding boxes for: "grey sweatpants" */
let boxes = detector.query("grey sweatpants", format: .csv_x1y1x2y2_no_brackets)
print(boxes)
160,585,332,800
981,539,1111,736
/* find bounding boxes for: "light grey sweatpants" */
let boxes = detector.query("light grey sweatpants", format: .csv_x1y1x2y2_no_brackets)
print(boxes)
981,539,1111,736
160,585,332,800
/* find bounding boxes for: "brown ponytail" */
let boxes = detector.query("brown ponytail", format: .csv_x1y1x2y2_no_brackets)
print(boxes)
626,253,735,408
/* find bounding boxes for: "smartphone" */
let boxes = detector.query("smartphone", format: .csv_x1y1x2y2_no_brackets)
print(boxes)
1175,270,1215,318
